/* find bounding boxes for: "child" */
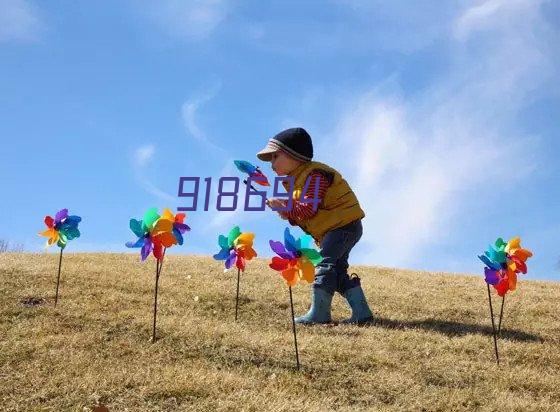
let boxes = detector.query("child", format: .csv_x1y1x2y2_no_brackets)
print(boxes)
257,127,374,324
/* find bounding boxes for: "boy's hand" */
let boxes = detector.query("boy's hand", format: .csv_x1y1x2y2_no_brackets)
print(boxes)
266,198,289,220
266,198,286,209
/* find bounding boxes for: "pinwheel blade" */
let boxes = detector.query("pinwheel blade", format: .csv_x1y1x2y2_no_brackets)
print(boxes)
155,231,176,248
227,226,241,247
218,235,229,249
269,240,295,260
270,256,290,271
478,255,502,271
283,228,298,253
300,248,323,266
174,222,190,233
225,249,237,269
505,237,521,253
173,228,184,246
494,238,507,251
64,215,82,227
296,234,312,250
236,255,246,270
161,208,175,221
251,170,270,186
126,237,145,248
141,239,153,261
281,268,298,287
213,248,231,260
234,160,256,174
143,207,160,230
484,267,500,285
55,209,68,224
298,257,315,283
235,232,255,247
494,277,509,297
44,216,54,228
130,219,145,237
152,218,173,236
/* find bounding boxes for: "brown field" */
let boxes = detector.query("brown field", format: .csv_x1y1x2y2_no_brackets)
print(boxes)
1,253,559,411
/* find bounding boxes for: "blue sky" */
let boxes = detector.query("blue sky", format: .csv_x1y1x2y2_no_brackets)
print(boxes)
1,0,559,281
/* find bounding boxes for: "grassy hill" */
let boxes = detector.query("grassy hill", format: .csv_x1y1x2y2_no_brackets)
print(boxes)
1,253,559,411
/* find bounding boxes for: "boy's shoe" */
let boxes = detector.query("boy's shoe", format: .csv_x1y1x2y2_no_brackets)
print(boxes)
294,287,333,325
342,274,374,324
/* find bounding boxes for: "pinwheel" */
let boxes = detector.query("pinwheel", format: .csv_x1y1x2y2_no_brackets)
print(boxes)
234,160,270,187
478,236,533,364
38,208,82,306
268,227,323,370
213,226,257,321
126,207,190,342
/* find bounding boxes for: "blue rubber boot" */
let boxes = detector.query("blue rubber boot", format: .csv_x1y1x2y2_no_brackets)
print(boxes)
342,276,374,324
294,287,333,325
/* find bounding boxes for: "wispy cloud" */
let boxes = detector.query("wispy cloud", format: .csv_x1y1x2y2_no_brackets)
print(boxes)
133,144,155,167
181,82,228,154
319,0,554,269
453,0,546,40
0,0,43,42
131,145,175,202
148,0,230,41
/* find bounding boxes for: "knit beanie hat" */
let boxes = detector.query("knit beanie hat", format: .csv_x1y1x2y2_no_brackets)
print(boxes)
256,127,313,162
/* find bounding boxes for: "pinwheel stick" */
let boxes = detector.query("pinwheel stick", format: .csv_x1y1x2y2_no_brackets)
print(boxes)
54,248,63,307
498,295,505,336
242,179,258,192
486,284,500,365
152,248,166,343
288,286,300,370
235,268,241,321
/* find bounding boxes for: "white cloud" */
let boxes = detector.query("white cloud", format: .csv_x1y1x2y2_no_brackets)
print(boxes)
0,0,43,42
181,82,228,154
149,0,230,41
318,0,554,269
453,0,546,40
134,144,155,167
131,144,175,202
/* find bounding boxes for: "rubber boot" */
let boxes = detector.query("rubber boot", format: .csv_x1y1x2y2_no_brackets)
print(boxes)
342,274,374,324
294,287,333,325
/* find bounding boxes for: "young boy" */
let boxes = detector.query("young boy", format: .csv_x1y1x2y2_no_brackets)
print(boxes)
257,127,374,324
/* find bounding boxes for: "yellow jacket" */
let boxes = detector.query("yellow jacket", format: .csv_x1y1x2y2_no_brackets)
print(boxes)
282,160,365,243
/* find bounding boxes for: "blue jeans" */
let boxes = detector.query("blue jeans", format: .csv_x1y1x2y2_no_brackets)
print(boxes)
313,219,363,295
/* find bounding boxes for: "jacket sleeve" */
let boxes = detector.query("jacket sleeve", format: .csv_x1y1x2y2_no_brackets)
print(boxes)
279,170,331,222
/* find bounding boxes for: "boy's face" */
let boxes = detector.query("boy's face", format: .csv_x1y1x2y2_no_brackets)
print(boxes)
270,151,301,175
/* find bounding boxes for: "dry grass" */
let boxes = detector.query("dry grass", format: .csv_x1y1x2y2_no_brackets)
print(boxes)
1,253,559,411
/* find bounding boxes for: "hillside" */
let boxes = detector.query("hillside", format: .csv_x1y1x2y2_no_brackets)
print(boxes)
1,253,559,411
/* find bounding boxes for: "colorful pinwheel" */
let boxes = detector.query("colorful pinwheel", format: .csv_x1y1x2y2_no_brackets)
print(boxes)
268,227,323,370
213,226,257,321
126,207,190,261
126,207,190,342
234,160,270,186
478,236,533,364
39,208,81,249
479,237,533,297
38,208,82,306
269,228,323,287
213,226,257,271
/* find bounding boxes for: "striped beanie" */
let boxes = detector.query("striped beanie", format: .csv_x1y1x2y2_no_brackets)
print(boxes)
256,127,313,162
